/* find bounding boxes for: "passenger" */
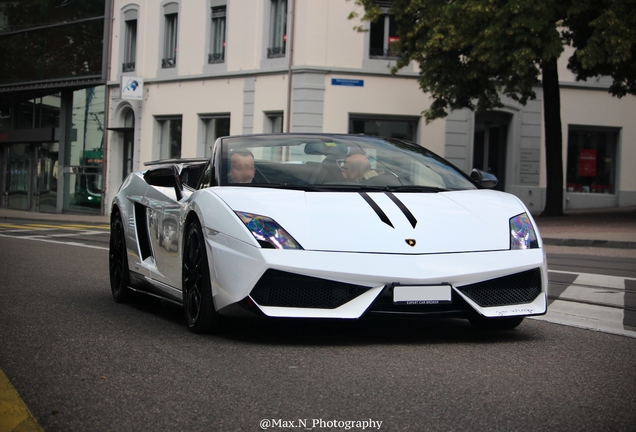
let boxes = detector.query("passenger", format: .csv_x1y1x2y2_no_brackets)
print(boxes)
341,152,380,182
229,149,256,183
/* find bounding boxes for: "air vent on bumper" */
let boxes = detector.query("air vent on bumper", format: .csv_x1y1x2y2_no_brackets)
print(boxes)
250,270,372,309
457,268,542,307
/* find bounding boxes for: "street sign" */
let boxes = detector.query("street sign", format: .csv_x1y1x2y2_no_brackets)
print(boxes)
121,76,144,100
331,78,364,87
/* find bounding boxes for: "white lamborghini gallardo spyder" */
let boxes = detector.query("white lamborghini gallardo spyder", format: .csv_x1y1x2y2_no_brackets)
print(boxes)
109,134,547,333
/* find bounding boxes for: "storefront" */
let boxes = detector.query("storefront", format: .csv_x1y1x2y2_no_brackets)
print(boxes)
0,88,105,214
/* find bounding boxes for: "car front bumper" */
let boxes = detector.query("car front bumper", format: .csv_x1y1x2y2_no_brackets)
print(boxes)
207,233,547,320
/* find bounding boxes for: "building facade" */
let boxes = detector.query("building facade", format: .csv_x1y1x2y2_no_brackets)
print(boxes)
104,0,636,215
0,0,111,214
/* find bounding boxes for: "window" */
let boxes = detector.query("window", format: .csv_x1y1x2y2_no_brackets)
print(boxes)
369,14,398,58
267,0,287,58
0,1,106,86
123,16,137,72
201,114,230,157
566,127,618,194
209,6,226,63
162,8,178,68
158,117,183,159
349,116,418,142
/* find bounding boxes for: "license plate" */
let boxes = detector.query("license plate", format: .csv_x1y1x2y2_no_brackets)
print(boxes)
393,285,452,305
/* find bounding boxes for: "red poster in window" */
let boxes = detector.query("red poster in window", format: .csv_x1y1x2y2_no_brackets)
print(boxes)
388,36,400,44
579,149,597,177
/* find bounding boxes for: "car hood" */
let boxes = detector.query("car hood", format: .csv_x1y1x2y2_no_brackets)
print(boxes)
212,188,532,254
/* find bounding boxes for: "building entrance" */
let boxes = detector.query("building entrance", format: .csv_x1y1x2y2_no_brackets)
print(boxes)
6,143,30,210
473,112,511,192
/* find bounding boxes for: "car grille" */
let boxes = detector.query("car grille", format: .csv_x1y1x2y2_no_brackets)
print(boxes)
250,270,372,309
457,268,542,307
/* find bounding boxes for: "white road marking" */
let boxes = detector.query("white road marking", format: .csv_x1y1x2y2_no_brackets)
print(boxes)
549,270,636,289
531,299,635,339
0,233,108,251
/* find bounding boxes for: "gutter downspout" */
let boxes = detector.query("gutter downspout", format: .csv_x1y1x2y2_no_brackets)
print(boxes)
285,0,296,133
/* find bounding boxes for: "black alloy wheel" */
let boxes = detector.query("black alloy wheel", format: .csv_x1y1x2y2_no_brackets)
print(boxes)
468,316,524,331
183,220,220,333
109,211,133,303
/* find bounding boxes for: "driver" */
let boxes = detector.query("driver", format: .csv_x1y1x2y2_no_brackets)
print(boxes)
228,149,256,183
341,152,380,182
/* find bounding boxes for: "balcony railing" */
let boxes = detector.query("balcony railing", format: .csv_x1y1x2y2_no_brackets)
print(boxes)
208,52,225,64
122,62,135,72
162,57,176,68
369,47,399,59
267,46,285,58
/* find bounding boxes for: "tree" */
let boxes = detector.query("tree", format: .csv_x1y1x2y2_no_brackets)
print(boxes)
349,0,636,216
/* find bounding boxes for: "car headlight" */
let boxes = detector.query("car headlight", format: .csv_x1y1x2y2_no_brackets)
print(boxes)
236,212,303,250
510,213,539,250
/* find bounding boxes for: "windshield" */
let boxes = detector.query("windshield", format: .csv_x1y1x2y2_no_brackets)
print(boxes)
219,134,477,191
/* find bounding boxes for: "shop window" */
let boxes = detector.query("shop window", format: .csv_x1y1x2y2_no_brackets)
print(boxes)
157,116,183,159
566,127,618,194
65,87,105,213
122,10,138,72
209,6,226,63
201,114,230,157
267,0,287,58
162,4,179,68
349,115,418,142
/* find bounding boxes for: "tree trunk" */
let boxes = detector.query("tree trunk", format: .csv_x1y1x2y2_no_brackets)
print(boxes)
540,57,565,217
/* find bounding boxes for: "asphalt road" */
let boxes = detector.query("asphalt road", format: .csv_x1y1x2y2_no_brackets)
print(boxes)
1,231,636,431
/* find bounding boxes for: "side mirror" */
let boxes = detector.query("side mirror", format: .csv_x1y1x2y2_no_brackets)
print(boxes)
470,169,498,189
144,166,184,200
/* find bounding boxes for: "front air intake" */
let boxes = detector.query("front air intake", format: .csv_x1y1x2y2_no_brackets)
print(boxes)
457,268,542,307
250,270,371,309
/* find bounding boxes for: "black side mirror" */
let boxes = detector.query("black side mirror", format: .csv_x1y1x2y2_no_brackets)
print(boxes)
144,166,184,200
470,169,498,189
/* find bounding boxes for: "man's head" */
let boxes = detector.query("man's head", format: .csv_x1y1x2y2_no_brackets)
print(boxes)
229,150,256,183
342,153,372,182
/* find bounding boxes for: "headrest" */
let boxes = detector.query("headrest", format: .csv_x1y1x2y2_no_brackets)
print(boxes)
304,140,348,155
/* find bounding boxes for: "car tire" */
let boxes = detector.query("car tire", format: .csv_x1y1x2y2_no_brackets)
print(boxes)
468,316,524,331
182,219,221,334
109,211,133,303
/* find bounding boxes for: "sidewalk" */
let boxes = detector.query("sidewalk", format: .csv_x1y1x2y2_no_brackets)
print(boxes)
0,208,109,225
0,205,635,248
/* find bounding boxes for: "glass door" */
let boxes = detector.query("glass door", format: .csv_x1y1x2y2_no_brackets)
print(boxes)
37,142,59,213
7,144,30,210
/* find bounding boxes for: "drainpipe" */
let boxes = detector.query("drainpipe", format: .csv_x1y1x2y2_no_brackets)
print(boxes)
285,0,296,133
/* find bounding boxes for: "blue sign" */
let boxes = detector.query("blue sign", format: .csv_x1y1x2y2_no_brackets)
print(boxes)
331,78,364,87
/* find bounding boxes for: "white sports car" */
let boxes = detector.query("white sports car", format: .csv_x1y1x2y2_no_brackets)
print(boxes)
109,133,547,333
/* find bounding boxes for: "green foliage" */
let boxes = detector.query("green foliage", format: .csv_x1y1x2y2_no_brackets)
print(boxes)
349,0,636,121
565,0,636,97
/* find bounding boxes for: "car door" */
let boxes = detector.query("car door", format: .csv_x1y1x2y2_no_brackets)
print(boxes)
142,167,187,292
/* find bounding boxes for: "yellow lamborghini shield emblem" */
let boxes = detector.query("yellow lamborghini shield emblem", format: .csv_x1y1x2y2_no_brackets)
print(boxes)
405,239,416,247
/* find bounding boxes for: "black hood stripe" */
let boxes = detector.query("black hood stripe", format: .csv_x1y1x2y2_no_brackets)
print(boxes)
359,192,394,228
385,192,418,228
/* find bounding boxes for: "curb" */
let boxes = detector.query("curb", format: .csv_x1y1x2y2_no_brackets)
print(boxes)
543,238,636,249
